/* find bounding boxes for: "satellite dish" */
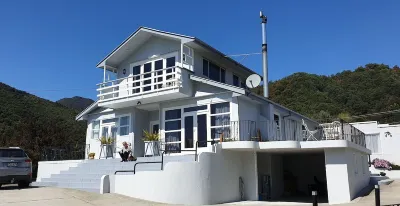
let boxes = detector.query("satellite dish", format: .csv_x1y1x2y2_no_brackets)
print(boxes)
246,74,261,89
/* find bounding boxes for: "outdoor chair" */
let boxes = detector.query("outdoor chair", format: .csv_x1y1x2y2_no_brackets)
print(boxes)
302,119,319,141
320,121,341,140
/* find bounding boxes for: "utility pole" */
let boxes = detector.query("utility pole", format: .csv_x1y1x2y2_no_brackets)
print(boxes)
260,11,268,98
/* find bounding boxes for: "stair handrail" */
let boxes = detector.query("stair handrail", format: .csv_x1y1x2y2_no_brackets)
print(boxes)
114,151,166,175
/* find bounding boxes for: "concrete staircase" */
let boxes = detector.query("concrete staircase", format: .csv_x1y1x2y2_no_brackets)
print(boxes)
32,155,195,193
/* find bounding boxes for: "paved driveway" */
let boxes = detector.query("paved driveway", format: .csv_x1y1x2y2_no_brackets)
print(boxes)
1,182,400,206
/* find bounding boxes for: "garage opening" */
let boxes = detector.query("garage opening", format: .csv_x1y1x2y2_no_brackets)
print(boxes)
257,151,328,203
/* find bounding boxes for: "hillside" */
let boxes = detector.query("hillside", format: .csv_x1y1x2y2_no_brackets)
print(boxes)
0,82,86,175
57,96,94,112
255,63,400,123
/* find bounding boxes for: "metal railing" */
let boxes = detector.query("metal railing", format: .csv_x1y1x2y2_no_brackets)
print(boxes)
214,120,366,147
318,120,366,147
97,66,182,101
40,146,85,161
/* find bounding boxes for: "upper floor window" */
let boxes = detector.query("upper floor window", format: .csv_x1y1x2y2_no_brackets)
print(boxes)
203,59,226,83
233,74,239,87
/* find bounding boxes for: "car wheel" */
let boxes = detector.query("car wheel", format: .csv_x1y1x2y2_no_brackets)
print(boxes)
18,181,30,188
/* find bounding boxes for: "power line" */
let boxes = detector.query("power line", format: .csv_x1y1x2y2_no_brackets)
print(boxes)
26,88,97,92
224,52,261,57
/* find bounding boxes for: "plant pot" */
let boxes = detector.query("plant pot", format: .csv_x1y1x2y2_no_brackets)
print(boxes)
144,141,161,156
89,156,94,160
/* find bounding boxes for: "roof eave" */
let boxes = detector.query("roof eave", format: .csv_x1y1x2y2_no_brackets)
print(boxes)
76,101,99,121
96,27,195,68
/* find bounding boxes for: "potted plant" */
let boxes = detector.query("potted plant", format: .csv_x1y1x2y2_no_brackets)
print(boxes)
88,152,95,159
143,130,160,156
98,136,114,157
98,136,114,145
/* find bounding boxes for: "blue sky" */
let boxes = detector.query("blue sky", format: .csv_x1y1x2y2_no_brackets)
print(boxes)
0,0,399,101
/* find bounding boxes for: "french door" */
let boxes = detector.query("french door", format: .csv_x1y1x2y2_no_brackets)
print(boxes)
129,53,177,94
101,124,118,144
183,112,208,149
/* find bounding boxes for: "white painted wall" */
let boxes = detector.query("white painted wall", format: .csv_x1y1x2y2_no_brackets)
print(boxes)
324,148,369,204
352,121,400,164
36,160,84,182
112,146,257,205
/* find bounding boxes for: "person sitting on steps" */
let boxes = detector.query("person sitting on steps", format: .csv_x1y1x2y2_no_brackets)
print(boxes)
119,141,132,162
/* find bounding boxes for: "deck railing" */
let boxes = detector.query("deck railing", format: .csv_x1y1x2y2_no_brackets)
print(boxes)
319,121,366,147
97,66,182,101
217,120,366,147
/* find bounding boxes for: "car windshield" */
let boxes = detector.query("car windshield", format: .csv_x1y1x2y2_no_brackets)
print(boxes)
0,149,27,158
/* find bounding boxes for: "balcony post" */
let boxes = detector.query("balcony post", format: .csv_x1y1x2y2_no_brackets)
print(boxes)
103,63,106,83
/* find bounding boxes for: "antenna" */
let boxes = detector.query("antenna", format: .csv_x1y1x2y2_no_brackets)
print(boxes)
246,74,262,89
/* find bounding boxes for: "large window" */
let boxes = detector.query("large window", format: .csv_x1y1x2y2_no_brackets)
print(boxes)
119,116,130,136
203,59,226,83
92,120,100,139
164,109,182,153
93,116,130,138
210,102,230,140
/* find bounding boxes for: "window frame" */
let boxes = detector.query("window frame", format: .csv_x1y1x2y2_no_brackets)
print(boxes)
210,102,231,140
202,58,226,83
164,109,183,145
94,114,131,138
119,116,130,136
91,120,100,139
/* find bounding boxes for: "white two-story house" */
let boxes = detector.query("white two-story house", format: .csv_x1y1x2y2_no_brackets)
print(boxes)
76,27,319,158
43,27,371,205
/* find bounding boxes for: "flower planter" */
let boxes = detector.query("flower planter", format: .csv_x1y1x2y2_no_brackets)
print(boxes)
144,141,161,156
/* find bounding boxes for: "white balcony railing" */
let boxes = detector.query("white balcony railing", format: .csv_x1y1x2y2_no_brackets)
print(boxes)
97,66,182,101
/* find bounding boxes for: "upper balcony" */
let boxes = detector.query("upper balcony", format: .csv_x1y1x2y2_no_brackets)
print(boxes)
97,66,193,108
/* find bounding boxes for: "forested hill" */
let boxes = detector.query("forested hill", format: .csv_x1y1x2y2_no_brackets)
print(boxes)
0,82,86,170
256,63,400,122
57,96,94,112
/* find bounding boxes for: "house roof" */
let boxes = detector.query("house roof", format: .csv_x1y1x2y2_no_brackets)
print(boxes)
96,27,258,76
75,101,99,120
